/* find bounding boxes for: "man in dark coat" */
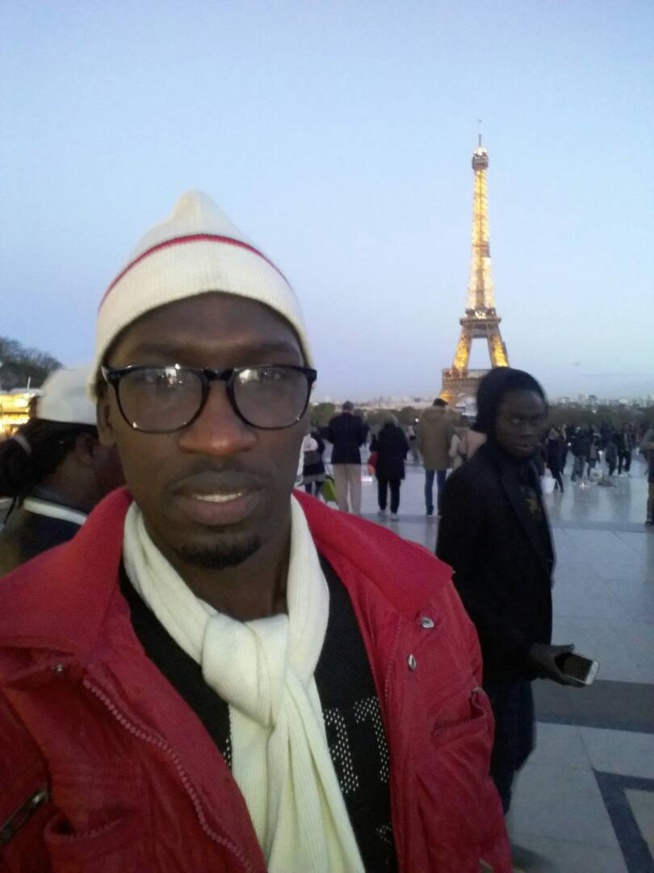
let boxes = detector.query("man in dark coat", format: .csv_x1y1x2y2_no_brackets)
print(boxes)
570,427,590,482
326,401,368,514
436,367,578,816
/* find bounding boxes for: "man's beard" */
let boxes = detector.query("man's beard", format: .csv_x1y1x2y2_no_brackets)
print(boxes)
177,534,261,570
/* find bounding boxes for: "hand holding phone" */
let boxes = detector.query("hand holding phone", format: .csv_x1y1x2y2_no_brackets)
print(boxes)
554,652,599,686
528,643,578,685
529,643,599,686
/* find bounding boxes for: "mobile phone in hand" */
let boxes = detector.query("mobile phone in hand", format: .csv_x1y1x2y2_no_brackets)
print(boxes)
555,652,599,686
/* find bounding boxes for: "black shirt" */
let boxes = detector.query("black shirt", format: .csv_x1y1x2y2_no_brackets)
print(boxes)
120,555,397,872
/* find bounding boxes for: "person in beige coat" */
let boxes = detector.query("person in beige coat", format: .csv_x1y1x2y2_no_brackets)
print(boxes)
449,426,469,471
416,399,454,517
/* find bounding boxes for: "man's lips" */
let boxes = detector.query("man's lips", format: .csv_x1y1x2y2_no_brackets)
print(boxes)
172,470,266,497
172,472,266,526
191,491,247,504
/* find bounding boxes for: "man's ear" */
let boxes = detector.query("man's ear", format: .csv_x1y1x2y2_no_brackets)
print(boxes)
96,386,117,448
71,432,98,469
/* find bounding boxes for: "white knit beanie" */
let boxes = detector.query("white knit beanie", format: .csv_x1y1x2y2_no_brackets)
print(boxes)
91,191,312,396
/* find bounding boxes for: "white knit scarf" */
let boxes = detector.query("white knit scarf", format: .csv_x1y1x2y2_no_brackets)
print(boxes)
123,496,364,873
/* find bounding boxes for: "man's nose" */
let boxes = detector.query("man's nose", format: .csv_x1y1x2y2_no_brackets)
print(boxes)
518,421,539,439
177,382,257,456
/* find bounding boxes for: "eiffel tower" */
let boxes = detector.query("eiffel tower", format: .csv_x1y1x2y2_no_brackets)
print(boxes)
441,137,509,407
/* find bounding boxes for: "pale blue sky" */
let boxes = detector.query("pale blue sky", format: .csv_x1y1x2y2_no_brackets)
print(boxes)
1,1,652,400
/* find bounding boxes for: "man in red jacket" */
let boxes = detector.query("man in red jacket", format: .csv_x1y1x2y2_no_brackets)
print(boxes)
0,191,511,872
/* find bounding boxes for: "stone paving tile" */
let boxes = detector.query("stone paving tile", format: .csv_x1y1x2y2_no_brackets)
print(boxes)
552,576,629,620
511,764,619,847
535,680,654,733
580,728,654,779
527,722,591,770
608,622,654,681
626,789,654,858
506,833,628,873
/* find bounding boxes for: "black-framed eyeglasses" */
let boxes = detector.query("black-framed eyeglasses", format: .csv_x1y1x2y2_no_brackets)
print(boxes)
101,364,317,433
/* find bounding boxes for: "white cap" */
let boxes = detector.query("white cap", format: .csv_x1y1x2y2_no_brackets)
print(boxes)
37,367,97,426
91,191,312,396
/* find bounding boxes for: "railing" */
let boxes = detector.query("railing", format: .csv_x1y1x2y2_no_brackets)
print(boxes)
441,369,491,379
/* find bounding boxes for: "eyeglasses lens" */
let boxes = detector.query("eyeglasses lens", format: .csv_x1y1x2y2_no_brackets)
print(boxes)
119,368,202,431
117,366,310,432
235,367,309,428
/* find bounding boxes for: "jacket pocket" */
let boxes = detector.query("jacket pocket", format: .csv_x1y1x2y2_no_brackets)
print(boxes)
431,685,489,743
43,811,147,872
417,688,502,871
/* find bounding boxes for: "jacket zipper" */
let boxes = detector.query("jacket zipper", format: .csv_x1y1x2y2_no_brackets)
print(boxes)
83,678,257,872
0,787,49,846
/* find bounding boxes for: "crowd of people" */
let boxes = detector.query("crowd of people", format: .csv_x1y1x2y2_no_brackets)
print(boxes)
300,397,652,530
0,189,651,873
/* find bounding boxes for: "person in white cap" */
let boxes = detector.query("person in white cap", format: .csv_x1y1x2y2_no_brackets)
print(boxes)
0,366,123,574
0,193,511,872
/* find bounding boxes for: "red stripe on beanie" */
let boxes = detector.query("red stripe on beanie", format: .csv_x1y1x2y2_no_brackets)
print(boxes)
99,234,289,310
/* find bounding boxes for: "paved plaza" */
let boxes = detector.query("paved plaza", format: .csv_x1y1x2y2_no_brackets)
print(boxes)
354,453,654,873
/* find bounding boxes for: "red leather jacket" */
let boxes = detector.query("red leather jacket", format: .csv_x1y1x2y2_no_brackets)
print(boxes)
0,488,510,872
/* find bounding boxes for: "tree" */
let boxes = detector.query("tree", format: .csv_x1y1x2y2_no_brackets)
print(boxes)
308,402,336,429
0,337,62,391
398,406,420,427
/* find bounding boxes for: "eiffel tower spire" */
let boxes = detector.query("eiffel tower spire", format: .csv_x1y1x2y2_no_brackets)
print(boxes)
441,138,509,407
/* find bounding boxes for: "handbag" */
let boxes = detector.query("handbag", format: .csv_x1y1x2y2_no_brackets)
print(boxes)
319,475,337,504
366,451,378,477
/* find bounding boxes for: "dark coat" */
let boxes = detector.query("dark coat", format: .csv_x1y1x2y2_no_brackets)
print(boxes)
326,413,368,464
604,440,617,464
372,424,409,481
436,442,554,682
571,430,590,457
545,437,563,473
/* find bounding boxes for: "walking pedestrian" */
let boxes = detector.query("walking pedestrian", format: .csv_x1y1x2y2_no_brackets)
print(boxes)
617,423,633,475
371,414,409,520
449,426,469,471
416,398,454,517
604,433,618,477
570,427,590,482
407,423,420,465
640,425,654,526
587,432,601,480
325,401,368,514
301,428,326,496
545,426,564,492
